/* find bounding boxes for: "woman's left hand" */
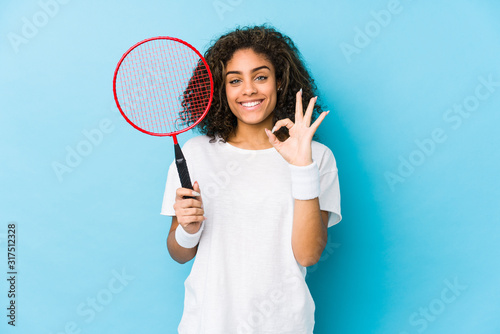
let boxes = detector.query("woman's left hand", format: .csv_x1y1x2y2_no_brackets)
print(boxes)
265,89,329,166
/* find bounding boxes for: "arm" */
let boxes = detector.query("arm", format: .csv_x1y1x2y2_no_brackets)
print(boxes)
292,200,330,267
166,181,205,264
167,216,199,264
265,89,331,267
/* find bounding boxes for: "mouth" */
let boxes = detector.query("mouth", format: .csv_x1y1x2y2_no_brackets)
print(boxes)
239,99,264,110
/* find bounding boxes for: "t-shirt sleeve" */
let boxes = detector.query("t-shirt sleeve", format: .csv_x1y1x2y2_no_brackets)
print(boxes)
317,146,342,228
160,161,181,216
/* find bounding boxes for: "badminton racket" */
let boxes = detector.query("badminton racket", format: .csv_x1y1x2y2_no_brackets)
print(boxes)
113,36,213,194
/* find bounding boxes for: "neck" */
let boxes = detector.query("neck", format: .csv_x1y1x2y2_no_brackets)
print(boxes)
227,117,274,150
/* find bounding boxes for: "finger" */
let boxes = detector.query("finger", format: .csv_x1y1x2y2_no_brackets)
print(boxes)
179,207,204,217
265,128,282,150
176,187,201,199
182,198,203,208
173,198,203,214
178,215,206,225
310,110,330,132
304,96,318,127
271,118,294,133
295,89,303,122
193,181,203,203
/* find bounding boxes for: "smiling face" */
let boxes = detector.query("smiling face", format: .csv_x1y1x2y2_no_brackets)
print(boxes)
224,48,278,130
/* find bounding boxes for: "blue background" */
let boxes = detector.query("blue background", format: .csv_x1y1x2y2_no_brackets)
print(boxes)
1,0,500,333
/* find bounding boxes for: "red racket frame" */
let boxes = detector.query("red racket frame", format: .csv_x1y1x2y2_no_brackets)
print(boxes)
112,36,213,144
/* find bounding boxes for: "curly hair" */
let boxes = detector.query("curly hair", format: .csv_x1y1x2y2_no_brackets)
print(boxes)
182,24,324,142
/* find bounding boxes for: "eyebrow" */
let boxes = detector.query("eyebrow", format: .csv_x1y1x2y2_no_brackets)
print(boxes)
225,65,271,76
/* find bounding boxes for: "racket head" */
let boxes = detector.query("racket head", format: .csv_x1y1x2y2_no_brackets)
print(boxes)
113,36,213,137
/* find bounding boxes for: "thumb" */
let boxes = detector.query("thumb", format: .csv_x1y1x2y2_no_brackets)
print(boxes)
265,128,281,149
193,181,201,196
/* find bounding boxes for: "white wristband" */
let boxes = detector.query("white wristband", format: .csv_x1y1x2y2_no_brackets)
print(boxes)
289,161,320,200
175,221,204,249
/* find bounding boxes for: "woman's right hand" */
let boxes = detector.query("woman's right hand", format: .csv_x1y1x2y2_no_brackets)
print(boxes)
173,181,206,234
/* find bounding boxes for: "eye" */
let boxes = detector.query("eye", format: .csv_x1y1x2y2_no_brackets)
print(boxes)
256,75,268,81
228,78,241,85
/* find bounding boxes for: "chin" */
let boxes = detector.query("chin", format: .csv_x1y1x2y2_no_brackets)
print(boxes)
241,112,273,125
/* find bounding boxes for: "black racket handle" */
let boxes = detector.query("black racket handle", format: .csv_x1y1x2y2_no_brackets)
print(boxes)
174,143,195,199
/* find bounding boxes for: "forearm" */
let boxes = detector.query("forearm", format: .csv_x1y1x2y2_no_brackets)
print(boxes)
291,198,327,267
167,216,199,264
167,230,198,264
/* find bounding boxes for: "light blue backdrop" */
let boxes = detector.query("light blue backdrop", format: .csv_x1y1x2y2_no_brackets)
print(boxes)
1,0,499,333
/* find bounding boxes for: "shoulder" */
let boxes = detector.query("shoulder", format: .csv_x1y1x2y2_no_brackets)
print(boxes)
311,141,338,173
181,135,215,150
180,135,225,160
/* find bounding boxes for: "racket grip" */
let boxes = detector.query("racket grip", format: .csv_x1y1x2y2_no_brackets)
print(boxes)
174,143,194,193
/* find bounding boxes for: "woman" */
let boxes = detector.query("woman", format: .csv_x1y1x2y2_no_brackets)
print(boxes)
161,25,342,333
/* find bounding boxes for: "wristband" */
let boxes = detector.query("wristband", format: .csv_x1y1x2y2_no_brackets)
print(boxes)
175,221,204,249
289,161,320,200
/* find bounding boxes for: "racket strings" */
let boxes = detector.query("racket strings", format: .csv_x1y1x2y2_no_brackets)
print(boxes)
115,38,211,135
181,62,211,126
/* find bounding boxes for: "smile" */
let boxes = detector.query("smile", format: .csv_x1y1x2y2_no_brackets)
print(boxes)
239,100,263,108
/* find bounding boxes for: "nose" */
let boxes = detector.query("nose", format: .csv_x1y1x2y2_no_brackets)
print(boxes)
242,80,257,96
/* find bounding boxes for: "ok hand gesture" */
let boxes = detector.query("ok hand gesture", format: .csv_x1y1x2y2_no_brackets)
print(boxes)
265,89,329,166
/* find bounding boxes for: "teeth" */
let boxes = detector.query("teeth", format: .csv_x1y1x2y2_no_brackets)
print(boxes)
241,101,261,107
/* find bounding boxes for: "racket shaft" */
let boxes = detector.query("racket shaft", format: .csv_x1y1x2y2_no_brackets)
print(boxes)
174,144,194,192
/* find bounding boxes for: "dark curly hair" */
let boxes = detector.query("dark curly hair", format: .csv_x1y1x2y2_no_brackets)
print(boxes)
181,24,324,142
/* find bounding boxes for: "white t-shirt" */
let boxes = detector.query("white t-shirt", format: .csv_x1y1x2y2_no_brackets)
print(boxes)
161,135,341,334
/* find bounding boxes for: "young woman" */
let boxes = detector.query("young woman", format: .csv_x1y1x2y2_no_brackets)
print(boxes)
161,25,342,333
